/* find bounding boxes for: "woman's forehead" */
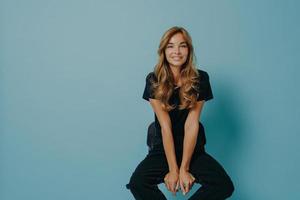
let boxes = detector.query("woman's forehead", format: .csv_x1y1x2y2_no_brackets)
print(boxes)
168,33,187,44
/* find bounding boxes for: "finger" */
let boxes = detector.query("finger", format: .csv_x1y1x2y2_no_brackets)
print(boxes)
167,182,172,192
175,181,179,192
179,180,184,192
181,181,187,195
171,182,177,193
164,176,171,191
164,175,168,183
165,180,170,191
183,182,189,195
186,182,191,193
184,182,190,194
169,182,174,193
190,174,196,182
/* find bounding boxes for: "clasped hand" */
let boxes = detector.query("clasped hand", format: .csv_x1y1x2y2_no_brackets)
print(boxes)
164,170,195,196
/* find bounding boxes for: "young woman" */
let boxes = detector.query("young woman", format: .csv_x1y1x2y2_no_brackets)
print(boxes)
126,26,234,200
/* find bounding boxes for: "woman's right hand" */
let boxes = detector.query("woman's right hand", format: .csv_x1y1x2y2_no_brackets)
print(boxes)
164,171,179,195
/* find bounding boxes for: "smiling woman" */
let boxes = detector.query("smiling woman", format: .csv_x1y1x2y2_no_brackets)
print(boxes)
165,33,189,74
126,26,234,200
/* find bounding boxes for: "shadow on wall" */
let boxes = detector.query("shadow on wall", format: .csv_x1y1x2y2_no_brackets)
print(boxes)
205,79,249,200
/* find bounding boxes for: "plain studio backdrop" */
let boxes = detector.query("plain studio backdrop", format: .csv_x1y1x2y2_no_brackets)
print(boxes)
1,0,299,199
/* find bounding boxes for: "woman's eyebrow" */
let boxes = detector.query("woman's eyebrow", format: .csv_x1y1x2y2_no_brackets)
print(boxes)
167,42,187,45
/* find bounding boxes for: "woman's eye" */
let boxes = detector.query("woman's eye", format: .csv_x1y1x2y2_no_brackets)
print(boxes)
166,44,187,48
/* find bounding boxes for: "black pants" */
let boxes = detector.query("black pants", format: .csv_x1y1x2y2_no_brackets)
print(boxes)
126,150,234,200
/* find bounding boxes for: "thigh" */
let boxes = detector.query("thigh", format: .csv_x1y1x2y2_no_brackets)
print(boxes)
189,152,232,185
132,153,169,185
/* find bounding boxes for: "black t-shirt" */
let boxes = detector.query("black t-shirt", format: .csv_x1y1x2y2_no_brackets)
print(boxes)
142,69,213,153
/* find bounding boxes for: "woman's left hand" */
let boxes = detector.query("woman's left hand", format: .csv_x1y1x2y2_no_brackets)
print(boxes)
179,169,195,195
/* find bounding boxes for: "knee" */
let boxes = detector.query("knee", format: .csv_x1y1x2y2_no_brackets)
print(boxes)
126,172,146,190
220,177,234,198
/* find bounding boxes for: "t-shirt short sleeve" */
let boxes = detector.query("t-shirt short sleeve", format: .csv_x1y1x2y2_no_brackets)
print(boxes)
142,72,156,101
196,70,214,102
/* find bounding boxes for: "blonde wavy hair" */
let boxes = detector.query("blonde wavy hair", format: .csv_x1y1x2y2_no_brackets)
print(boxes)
151,26,200,111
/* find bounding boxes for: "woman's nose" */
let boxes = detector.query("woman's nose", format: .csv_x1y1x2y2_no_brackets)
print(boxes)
173,47,180,54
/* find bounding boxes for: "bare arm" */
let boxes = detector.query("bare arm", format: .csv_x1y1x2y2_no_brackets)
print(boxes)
181,100,205,171
149,98,178,172
178,100,205,195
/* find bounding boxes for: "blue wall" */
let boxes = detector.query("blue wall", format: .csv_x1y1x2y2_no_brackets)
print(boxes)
1,0,299,199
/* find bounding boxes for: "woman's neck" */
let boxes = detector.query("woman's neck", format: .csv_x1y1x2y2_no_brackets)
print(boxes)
170,66,181,86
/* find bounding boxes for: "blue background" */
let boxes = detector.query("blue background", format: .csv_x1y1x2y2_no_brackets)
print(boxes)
1,0,299,199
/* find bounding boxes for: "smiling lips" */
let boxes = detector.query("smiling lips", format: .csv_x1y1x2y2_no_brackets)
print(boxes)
172,56,182,60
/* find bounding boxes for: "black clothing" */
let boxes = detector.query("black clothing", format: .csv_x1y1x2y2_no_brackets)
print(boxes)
142,69,213,155
126,151,234,200
126,69,234,199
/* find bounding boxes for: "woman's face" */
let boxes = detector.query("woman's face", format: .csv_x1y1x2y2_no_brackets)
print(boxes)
165,33,189,69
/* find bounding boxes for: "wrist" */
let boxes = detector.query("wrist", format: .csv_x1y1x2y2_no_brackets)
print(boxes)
169,167,179,173
180,166,189,172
